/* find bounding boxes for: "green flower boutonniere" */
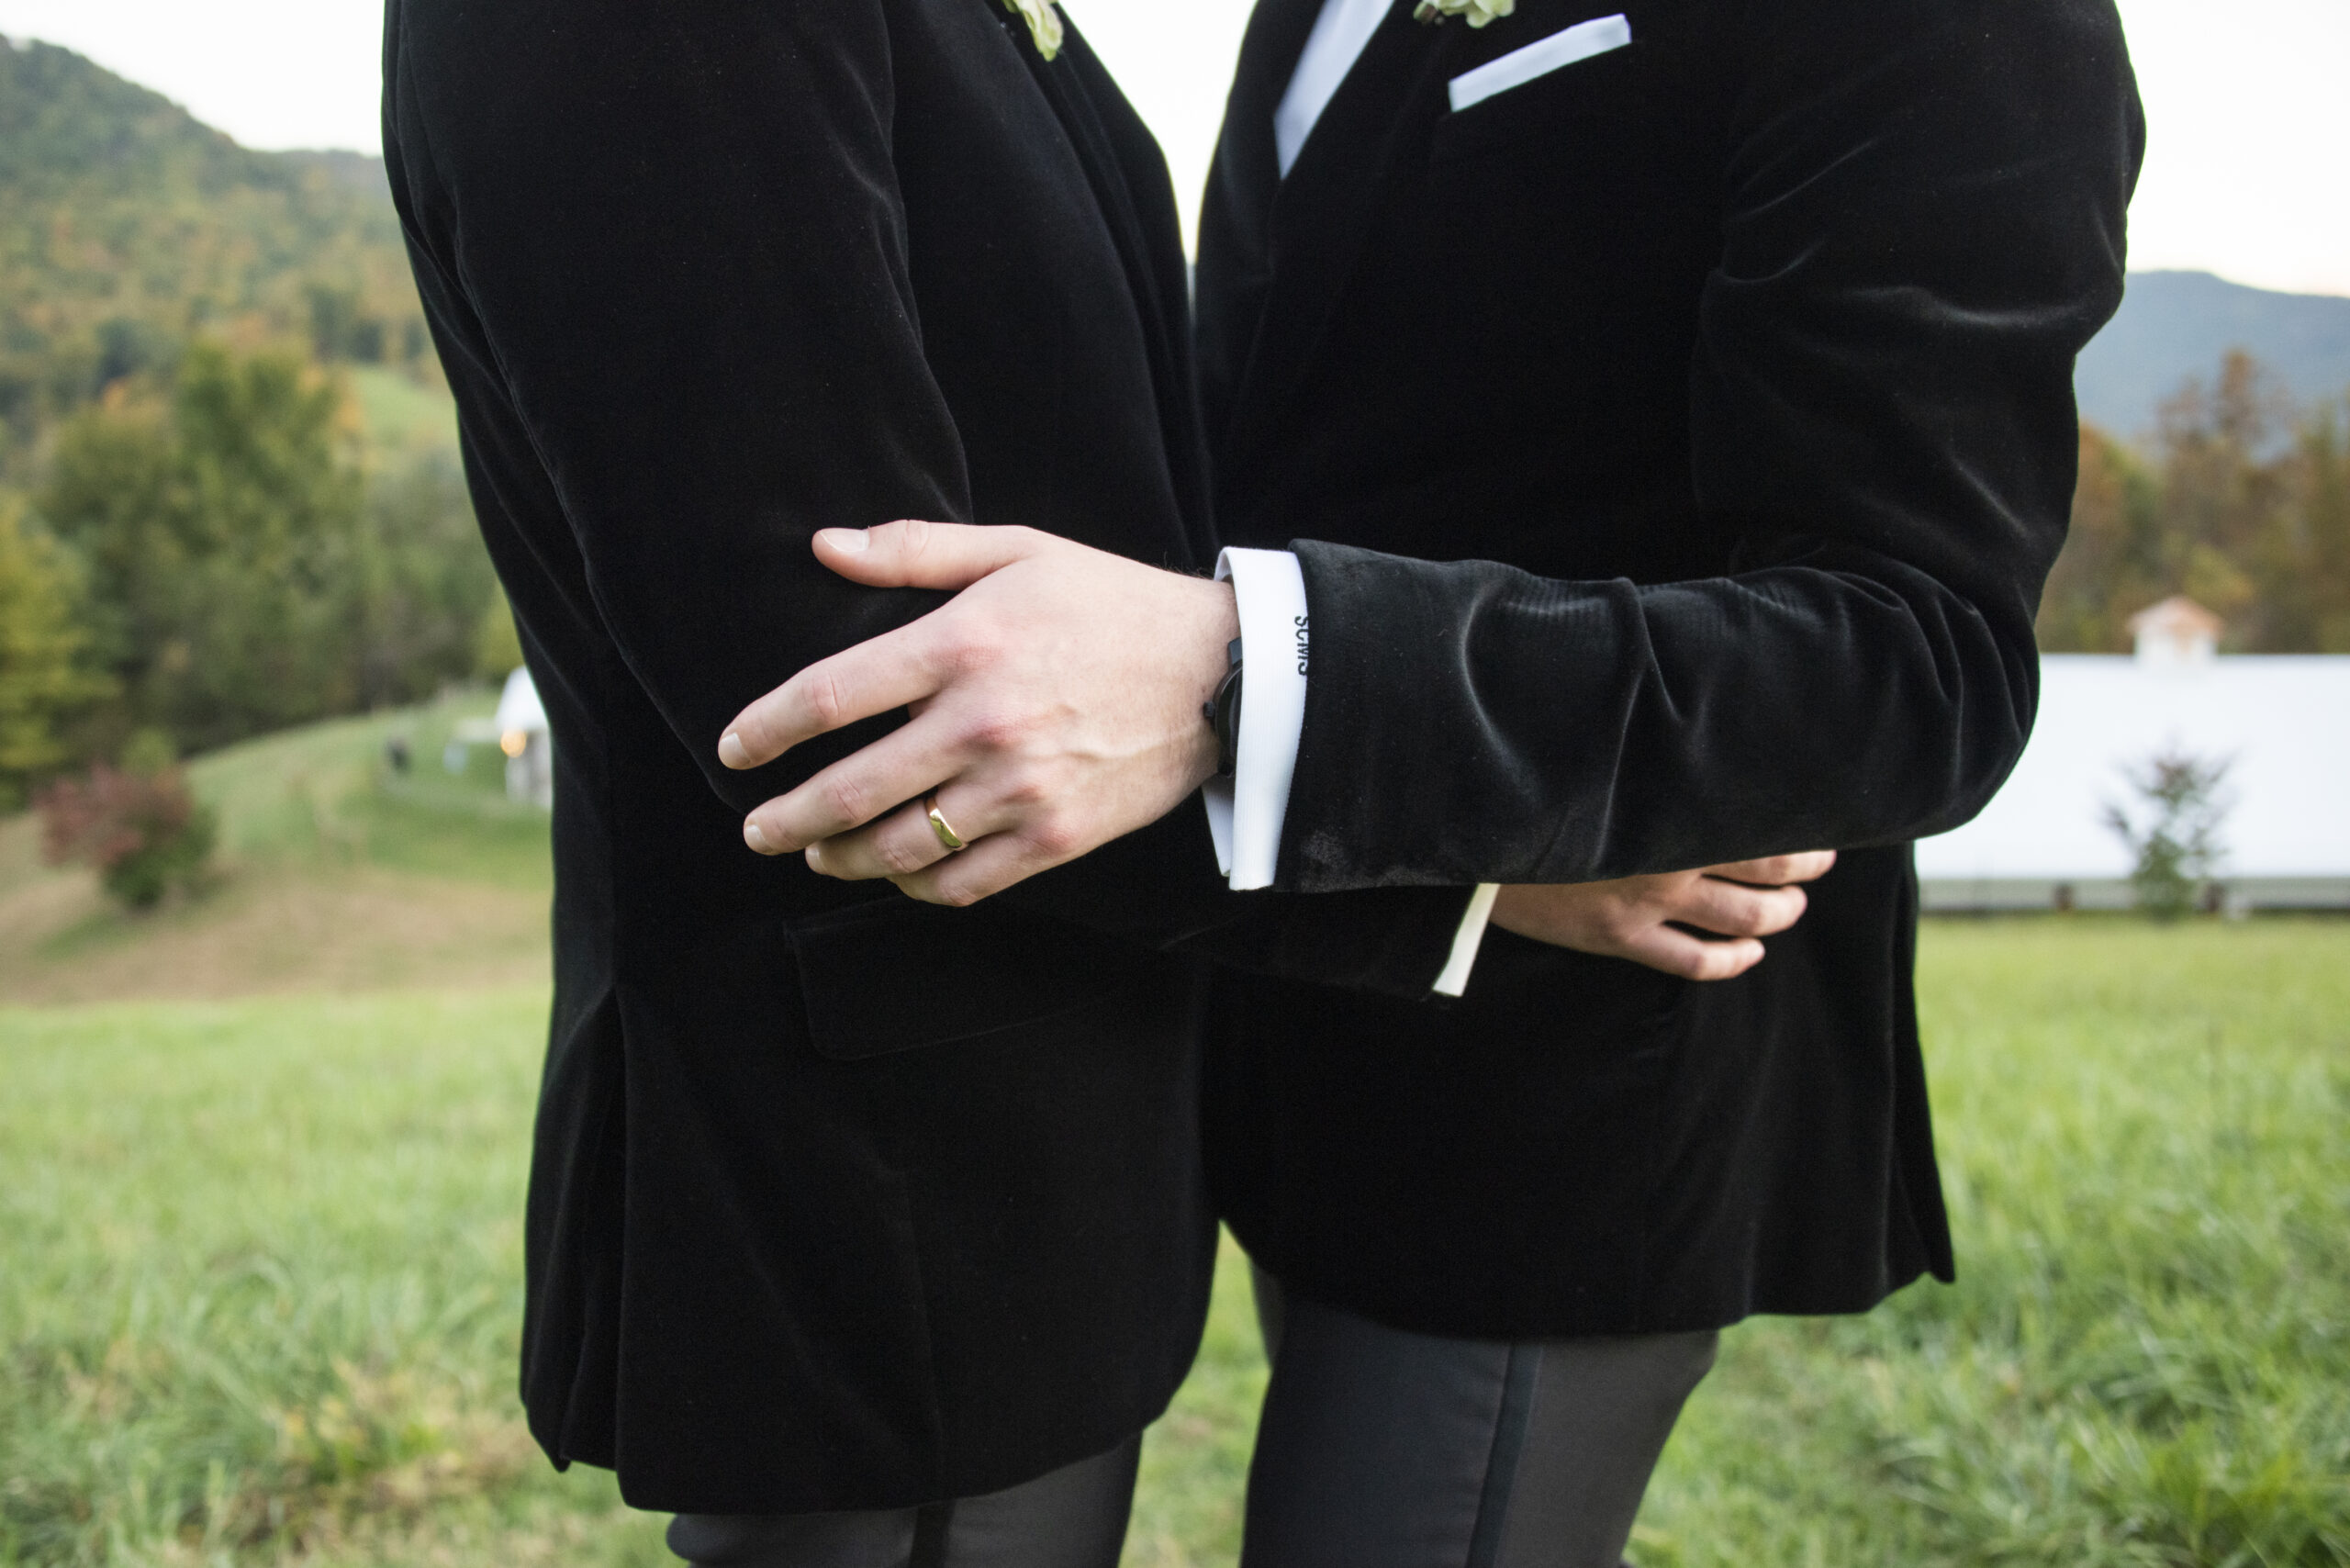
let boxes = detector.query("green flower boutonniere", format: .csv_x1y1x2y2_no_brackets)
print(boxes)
1002,0,1065,59
1413,0,1514,25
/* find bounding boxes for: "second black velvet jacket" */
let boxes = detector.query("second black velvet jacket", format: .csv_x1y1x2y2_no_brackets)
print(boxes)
1195,0,2143,1334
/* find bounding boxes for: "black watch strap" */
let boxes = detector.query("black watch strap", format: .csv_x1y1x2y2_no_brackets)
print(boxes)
1203,637,1243,779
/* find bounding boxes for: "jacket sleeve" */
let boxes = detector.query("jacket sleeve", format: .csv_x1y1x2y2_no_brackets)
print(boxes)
383,0,1470,993
1272,0,2145,891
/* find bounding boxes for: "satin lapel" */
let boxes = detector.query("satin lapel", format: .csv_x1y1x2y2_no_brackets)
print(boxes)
1219,0,1454,465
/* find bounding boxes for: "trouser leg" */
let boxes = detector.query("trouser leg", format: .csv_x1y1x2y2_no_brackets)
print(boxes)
1241,1267,1715,1568
667,1432,1141,1568
1494,1328,1718,1568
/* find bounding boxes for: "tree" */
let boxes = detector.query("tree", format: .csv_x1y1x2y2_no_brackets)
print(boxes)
2101,748,2231,920
2151,352,2287,642
2037,353,2350,655
474,580,526,680
0,495,112,804
2037,423,2163,651
36,739,217,910
39,342,367,751
2258,395,2350,653
352,451,499,706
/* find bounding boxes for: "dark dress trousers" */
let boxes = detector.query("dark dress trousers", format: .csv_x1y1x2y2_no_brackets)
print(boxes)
382,0,1472,1515
1195,0,2143,1335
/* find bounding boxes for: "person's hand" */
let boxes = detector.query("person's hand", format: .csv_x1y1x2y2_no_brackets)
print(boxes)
719,521,1237,905
1491,852,1838,980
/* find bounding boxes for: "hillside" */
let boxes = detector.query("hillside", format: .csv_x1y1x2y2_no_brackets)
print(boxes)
0,37,432,476
2077,271,2350,439
0,691,550,1002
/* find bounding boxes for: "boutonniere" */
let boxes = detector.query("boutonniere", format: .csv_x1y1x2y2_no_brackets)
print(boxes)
1002,0,1065,60
1413,0,1514,25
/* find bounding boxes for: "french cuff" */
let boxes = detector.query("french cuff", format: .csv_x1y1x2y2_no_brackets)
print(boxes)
1203,547,1309,890
1431,883,1499,997
1199,546,1498,997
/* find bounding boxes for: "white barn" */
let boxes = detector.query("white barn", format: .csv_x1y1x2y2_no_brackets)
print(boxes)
1917,601,2350,910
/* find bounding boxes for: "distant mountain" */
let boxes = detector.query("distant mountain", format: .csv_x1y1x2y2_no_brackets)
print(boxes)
0,37,426,476
2076,272,2350,442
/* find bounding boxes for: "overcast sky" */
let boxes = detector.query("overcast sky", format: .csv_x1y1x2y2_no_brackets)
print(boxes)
2,0,2344,293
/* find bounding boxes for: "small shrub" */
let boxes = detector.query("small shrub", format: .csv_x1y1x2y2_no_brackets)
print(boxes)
36,755,218,909
2101,748,2231,920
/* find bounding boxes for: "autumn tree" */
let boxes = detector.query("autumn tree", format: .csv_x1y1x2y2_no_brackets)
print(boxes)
2039,352,2350,654
2149,350,2288,639
2259,395,2350,652
2037,422,2163,651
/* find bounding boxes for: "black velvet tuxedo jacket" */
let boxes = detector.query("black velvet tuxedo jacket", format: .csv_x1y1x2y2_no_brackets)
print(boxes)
383,0,1473,1515
1196,0,2143,1335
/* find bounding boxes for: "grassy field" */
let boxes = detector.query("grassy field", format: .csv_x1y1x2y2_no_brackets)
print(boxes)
1,707,2344,1565
3,923,2342,1566
1639,922,2349,1568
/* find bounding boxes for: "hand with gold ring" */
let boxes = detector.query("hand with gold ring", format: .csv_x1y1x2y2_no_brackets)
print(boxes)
722,521,1237,907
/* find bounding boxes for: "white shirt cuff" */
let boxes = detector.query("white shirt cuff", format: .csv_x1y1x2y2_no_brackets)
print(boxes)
1200,547,1497,995
1203,547,1309,890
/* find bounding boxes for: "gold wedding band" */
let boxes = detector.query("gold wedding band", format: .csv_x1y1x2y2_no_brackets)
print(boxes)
924,794,968,853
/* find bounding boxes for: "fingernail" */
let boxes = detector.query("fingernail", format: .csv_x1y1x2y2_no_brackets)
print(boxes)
817,527,869,554
744,821,769,853
719,732,749,768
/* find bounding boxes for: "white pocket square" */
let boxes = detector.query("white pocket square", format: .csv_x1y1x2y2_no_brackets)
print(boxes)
1446,12,1631,113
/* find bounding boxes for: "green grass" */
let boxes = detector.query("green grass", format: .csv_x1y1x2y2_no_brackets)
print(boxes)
1639,920,2350,1568
2,922,2344,1566
346,369,458,464
0,991,660,1568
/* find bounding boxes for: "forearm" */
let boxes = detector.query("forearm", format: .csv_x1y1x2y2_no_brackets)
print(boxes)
1278,540,2034,891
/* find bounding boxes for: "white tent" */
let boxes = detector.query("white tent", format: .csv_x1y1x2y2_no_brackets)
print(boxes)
488,666,553,808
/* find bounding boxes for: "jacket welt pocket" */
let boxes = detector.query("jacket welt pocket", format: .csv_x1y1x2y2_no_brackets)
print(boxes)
789,895,1136,1060
1429,39,1649,165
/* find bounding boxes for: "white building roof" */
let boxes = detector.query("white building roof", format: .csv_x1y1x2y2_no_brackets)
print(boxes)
493,665,548,735
1916,655,2350,881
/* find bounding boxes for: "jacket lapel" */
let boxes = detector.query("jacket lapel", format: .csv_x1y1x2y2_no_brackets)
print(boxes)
1015,14,1220,566
1195,0,1325,447
1214,0,1455,466
1218,0,1327,233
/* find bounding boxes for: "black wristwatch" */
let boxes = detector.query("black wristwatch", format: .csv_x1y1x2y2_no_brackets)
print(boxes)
1204,637,1244,779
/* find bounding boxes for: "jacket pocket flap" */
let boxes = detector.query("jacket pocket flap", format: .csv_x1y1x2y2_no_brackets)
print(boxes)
790,896,1138,1060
